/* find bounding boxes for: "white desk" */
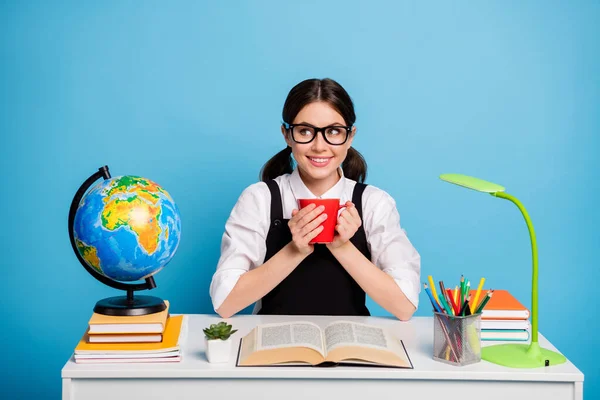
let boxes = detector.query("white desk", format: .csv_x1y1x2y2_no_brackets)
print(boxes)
61,314,584,400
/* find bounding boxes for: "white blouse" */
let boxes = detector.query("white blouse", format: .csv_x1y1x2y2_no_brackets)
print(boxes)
209,168,421,314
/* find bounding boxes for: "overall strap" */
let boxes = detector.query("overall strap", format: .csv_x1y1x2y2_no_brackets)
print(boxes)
265,180,283,223
351,182,368,220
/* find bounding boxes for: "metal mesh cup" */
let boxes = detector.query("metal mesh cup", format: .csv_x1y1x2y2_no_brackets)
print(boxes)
433,311,482,366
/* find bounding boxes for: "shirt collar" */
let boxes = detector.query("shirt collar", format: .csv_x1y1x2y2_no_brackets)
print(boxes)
289,168,346,200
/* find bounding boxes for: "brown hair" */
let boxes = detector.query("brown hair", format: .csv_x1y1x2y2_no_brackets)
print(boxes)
260,78,367,183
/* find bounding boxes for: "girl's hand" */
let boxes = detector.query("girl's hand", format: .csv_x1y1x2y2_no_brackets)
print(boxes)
327,201,361,250
288,203,327,255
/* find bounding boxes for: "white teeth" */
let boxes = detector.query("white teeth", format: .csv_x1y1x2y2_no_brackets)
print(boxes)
310,157,329,163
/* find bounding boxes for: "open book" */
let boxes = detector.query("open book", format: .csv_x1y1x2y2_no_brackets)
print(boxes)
236,320,413,368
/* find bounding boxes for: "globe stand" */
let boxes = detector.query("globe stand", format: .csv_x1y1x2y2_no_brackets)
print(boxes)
94,285,167,317
68,165,167,316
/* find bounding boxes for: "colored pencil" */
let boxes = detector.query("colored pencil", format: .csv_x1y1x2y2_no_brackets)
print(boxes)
475,290,494,314
453,286,459,307
437,289,453,315
439,280,447,300
436,313,459,362
424,283,442,313
459,275,465,306
439,281,454,312
471,277,486,313
459,294,471,316
446,288,459,315
428,275,440,306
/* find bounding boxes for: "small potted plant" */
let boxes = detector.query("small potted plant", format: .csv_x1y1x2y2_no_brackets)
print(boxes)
203,321,238,363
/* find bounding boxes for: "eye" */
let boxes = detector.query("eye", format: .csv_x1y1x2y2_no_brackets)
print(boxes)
326,127,342,136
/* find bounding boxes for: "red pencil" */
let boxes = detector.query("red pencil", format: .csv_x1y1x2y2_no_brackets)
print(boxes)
446,288,459,315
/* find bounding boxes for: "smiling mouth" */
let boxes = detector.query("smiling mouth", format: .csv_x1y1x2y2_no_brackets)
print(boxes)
307,156,332,167
308,157,331,162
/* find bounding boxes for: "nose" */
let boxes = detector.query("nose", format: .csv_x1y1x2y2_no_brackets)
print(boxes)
311,130,328,151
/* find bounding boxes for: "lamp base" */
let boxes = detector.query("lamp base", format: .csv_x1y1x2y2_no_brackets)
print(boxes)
94,295,166,316
482,342,566,368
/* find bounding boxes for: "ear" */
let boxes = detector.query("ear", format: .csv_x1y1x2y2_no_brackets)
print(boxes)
282,125,293,147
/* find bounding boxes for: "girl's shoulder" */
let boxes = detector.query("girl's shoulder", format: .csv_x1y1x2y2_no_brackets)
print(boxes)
238,181,269,202
345,178,392,199
238,174,291,202
356,181,398,210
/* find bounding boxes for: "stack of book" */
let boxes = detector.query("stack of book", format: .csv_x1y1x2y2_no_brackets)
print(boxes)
73,300,184,363
470,290,530,342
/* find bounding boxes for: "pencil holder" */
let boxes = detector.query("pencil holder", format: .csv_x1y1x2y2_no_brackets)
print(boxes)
433,312,481,366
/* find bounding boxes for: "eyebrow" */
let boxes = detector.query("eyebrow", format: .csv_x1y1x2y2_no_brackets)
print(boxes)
295,121,348,127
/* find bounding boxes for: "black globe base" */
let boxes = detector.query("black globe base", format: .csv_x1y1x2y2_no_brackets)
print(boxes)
94,295,166,316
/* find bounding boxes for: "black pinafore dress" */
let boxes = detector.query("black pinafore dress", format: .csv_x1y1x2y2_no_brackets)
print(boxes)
257,180,371,316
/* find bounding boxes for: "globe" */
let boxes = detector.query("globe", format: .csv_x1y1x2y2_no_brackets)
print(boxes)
73,175,181,282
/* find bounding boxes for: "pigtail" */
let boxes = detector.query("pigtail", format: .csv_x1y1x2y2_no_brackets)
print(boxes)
260,146,294,182
342,147,367,183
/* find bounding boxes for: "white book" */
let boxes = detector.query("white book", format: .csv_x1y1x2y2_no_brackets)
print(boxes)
481,319,530,330
75,350,179,359
88,334,162,343
75,356,181,364
481,329,530,341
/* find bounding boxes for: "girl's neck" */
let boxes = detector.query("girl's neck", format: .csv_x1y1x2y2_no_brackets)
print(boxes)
298,168,341,197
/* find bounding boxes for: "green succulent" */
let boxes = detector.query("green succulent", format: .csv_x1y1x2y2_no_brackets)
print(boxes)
203,321,238,340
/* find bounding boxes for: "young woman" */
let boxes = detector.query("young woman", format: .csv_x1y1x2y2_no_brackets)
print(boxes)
209,78,420,320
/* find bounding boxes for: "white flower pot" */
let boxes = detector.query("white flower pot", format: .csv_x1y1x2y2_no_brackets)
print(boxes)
205,338,232,363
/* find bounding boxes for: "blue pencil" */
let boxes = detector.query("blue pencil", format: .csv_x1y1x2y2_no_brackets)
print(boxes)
424,283,442,313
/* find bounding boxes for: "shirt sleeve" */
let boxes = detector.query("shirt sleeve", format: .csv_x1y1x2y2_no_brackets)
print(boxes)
362,186,421,309
209,182,270,312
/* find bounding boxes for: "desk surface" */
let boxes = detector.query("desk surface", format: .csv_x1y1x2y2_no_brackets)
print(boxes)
61,314,583,383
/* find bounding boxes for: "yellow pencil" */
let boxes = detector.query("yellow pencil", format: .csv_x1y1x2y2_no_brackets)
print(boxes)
453,286,459,305
471,277,486,313
428,275,440,305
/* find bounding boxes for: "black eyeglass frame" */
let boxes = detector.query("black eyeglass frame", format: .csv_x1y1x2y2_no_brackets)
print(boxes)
283,122,353,146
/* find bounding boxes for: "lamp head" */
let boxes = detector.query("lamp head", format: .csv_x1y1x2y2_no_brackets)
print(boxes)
439,173,505,194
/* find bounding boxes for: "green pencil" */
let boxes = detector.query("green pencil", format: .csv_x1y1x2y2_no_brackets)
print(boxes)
437,290,453,315
459,275,465,306
475,291,493,314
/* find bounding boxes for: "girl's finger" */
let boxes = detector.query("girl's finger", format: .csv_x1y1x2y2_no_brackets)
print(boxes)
338,212,354,227
344,210,361,229
336,223,346,236
306,225,324,241
288,209,299,230
300,213,328,237
291,203,316,223
296,205,325,228
347,204,360,221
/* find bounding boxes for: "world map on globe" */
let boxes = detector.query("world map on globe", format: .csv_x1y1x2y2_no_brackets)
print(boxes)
73,175,181,282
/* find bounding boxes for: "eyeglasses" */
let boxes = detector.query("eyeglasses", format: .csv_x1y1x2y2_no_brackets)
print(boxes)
284,123,352,145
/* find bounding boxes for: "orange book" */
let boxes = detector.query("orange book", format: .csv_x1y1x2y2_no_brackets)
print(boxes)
87,300,170,334
468,290,529,320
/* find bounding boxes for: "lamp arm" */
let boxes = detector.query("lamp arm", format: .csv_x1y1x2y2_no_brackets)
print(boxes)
491,192,538,343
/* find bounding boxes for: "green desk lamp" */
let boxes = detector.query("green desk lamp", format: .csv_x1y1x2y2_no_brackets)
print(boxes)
439,173,566,368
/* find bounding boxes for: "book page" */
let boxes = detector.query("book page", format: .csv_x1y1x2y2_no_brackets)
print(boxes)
324,321,388,352
256,321,325,355
323,321,411,367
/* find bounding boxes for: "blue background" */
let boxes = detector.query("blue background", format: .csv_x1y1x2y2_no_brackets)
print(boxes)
1,1,598,398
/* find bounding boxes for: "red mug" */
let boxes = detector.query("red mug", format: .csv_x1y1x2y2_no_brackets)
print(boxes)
297,198,346,244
